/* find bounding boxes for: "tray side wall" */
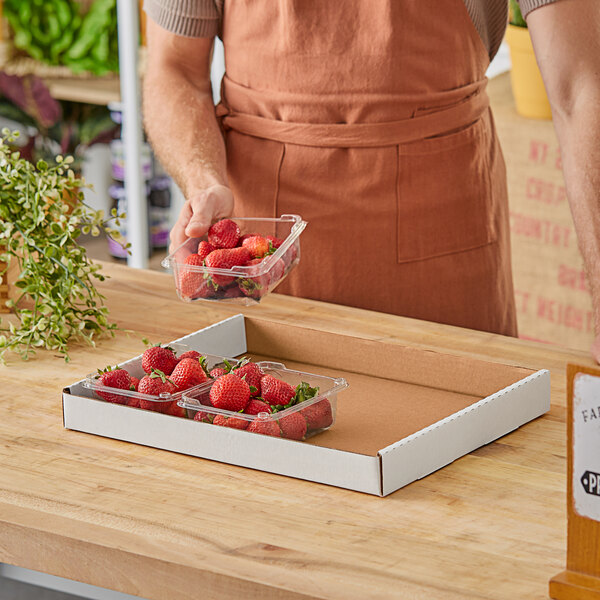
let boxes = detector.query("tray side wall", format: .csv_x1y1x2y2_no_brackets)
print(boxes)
378,369,551,496
62,393,382,495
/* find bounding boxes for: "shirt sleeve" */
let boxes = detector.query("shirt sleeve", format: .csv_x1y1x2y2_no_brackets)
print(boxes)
518,0,561,18
143,0,220,38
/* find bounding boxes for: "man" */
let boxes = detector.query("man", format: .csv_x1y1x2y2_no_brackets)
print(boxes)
143,0,600,359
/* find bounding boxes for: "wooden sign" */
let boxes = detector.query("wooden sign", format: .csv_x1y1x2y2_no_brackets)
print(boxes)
550,364,600,599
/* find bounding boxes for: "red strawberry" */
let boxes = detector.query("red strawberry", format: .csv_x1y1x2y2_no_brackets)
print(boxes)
247,418,281,437
209,373,250,412
185,253,204,266
205,247,251,286
238,258,269,299
269,257,286,286
181,253,206,298
279,412,307,440
239,257,286,299
208,218,240,249
96,366,131,404
197,240,215,262
138,369,178,411
142,346,178,375
165,400,186,418
194,410,214,423
283,244,298,268
233,362,263,396
180,273,218,300
170,357,209,390
210,367,228,379
127,396,140,408
242,235,270,258
301,399,333,430
213,414,249,429
178,350,201,362
265,235,284,249
238,233,259,245
261,374,295,407
224,286,244,299
129,376,140,391
244,398,272,416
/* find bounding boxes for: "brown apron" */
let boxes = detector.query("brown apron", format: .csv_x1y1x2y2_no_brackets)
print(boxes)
217,0,518,336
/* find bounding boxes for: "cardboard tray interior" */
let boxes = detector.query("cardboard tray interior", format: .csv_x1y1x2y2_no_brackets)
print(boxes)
240,317,535,457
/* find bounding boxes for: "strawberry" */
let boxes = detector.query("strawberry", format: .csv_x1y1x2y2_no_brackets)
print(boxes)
129,376,140,391
185,253,204,266
242,235,270,258
261,374,295,407
138,369,178,411
239,257,285,299
301,399,333,430
210,367,228,379
127,396,140,408
170,357,209,390
244,398,272,416
269,257,286,285
194,410,214,423
283,244,298,268
96,366,131,404
238,233,259,245
247,418,281,437
142,345,178,375
209,373,250,412
208,218,240,249
265,235,284,249
213,414,249,429
238,258,269,299
178,350,201,362
180,273,218,300
165,400,186,418
224,286,244,299
205,247,251,286
279,412,307,440
197,240,215,262
233,361,263,396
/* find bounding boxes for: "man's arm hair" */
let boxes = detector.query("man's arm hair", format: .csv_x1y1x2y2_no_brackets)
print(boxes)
528,0,600,358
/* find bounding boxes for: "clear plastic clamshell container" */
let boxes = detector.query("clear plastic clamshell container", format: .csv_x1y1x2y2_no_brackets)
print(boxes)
179,361,348,440
83,345,230,415
161,214,307,305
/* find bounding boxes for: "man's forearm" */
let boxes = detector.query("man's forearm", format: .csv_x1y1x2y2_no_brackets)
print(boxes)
143,59,227,197
553,90,600,332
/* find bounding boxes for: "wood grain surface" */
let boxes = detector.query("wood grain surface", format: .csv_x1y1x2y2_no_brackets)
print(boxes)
0,261,596,600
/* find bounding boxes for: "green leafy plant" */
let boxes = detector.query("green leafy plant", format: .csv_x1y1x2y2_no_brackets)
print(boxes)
509,0,527,27
0,129,127,362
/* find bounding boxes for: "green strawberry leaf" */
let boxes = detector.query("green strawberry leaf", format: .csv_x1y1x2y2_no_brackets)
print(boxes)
294,381,319,405
198,355,210,376
266,241,277,256
249,384,258,393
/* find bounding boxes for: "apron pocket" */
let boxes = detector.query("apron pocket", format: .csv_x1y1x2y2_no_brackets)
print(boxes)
396,112,497,264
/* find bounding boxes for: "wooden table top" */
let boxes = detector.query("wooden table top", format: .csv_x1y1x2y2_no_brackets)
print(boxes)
0,262,595,600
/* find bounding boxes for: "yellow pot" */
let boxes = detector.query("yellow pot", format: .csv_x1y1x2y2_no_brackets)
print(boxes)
505,24,552,120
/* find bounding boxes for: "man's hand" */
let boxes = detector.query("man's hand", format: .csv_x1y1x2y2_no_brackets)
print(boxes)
170,184,234,252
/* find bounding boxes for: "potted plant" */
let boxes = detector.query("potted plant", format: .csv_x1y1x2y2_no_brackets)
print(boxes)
505,0,552,120
0,128,127,362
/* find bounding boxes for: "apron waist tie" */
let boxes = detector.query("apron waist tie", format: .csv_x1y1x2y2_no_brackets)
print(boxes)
216,81,490,148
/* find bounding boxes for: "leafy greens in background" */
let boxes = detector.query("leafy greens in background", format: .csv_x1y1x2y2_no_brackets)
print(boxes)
509,0,527,27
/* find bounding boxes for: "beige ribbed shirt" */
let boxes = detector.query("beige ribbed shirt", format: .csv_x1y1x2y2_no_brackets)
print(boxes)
144,0,559,60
